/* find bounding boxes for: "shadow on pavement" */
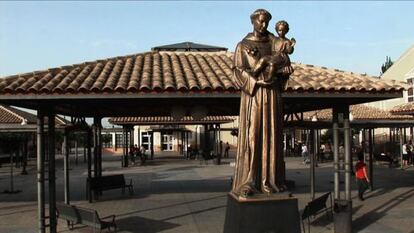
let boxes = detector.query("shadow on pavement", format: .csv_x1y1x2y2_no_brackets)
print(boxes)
352,188,414,232
117,194,226,218
116,215,180,233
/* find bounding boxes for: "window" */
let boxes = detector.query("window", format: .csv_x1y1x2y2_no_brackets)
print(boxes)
141,132,153,150
407,78,414,102
115,133,123,148
102,134,113,148
161,132,174,151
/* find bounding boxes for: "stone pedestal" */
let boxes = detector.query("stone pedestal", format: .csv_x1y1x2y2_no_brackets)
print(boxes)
223,192,301,233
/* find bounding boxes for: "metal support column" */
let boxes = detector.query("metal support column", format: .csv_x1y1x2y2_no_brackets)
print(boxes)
87,129,92,202
48,114,57,233
333,110,340,200
37,112,45,233
75,139,78,165
400,128,403,169
344,109,351,202
368,129,374,191
125,128,129,167
122,126,129,167
195,126,199,151
334,106,352,233
311,129,317,200
201,124,209,156
21,136,28,175
93,119,98,176
83,142,86,163
97,118,102,177
404,128,407,143
64,130,70,204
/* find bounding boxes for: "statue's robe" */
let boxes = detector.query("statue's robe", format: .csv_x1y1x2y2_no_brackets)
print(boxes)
231,32,286,196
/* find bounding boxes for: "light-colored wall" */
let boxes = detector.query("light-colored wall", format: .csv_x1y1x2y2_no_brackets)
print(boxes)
154,132,161,151
367,44,414,111
381,44,414,82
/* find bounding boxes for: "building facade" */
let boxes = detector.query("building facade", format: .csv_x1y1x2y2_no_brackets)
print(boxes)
103,118,238,154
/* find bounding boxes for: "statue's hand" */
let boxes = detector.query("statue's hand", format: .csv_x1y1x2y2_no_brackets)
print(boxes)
256,80,274,87
291,38,296,46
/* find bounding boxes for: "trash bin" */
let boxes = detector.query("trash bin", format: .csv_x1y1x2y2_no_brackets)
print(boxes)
334,199,352,233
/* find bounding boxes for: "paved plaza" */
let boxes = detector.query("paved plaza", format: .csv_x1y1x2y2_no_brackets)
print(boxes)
1,151,414,233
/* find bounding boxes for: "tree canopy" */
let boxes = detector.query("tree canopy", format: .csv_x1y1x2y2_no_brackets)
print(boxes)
381,56,394,75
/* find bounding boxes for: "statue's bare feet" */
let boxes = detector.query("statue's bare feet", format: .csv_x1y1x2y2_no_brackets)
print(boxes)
262,185,273,194
240,185,255,198
272,184,280,193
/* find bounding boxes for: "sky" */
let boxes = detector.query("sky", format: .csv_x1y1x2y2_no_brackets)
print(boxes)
1,1,414,78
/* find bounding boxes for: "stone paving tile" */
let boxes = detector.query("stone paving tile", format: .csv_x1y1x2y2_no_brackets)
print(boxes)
1,153,414,232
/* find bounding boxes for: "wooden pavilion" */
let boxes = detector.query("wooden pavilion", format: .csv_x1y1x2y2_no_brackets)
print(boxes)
0,48,408,233
284,104,414,198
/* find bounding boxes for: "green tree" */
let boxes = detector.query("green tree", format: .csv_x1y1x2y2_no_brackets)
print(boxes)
381,56,393,75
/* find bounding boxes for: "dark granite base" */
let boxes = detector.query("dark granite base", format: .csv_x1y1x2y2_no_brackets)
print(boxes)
223,192,301,233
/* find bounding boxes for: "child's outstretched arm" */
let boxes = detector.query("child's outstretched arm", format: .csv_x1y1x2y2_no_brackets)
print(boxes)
285,39,295,54
250,57,268,77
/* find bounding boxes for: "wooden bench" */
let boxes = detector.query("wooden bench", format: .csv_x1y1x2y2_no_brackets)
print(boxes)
301,192,333,233
56,202,80,229
56,203,117,232
88,174,134,200
200,152,215,165
375,153,395,167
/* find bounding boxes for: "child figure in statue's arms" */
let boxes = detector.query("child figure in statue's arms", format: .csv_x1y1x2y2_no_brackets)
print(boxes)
251,20,296,82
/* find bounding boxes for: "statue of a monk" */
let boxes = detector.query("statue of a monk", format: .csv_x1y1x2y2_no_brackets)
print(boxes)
231,9,292,198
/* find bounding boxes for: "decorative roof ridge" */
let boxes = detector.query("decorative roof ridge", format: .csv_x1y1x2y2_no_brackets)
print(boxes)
0,104,26,124
159,50,232,57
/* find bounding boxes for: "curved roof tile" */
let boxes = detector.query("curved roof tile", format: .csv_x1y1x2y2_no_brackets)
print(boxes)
305,104,412,121
391,102,414,115
109,116,236,125
0,51,407,95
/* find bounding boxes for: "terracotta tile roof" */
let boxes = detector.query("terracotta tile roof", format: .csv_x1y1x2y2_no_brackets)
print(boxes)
0,104,38,124
109,116,235,125
390,102,414,115
0,104,69,125
0,51,407,95
303,104,412,121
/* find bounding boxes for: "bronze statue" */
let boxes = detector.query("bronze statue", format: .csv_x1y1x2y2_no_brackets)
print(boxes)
231,9,295,198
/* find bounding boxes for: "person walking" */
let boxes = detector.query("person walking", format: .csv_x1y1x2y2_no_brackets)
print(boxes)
408,140,413,165
319,144,326,163
224,142,230,158
140,145,146,165
302,144,309,164
403,142,409,167
355,154,370,201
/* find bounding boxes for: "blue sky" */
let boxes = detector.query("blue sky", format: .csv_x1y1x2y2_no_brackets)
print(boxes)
1,1,414,77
